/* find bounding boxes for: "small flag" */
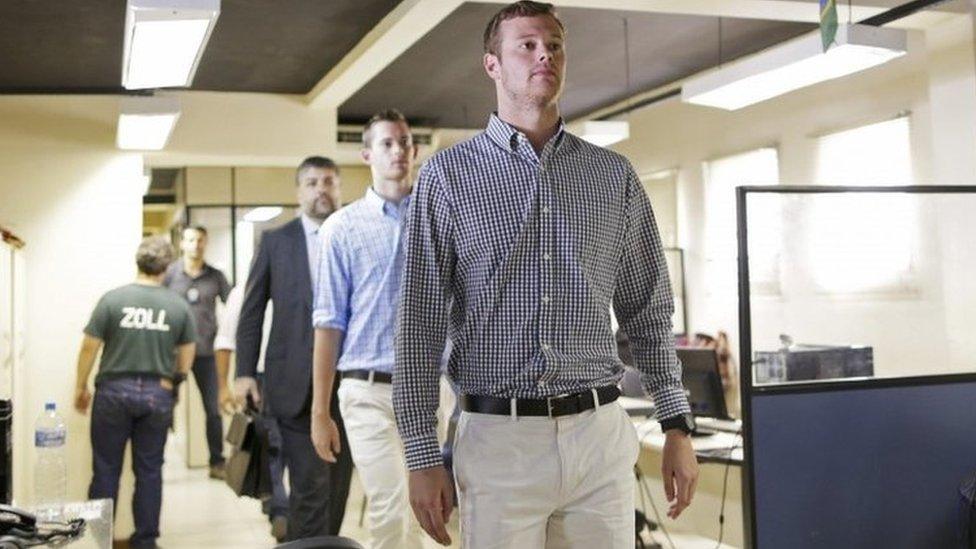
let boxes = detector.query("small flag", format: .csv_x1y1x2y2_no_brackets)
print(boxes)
820,0,838,52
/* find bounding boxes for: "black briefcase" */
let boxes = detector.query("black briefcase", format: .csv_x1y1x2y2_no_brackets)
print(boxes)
225,406,271,499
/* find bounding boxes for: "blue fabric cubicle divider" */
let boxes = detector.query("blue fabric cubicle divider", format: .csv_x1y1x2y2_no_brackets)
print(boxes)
751,378,976,549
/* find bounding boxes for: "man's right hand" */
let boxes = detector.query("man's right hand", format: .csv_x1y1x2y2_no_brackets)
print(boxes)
233,376,261,407
310,412,342,463
409,465,454,546
218,384,237,415
74,386,92,414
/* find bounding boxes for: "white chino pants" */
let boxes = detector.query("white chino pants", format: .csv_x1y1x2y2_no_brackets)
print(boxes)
338,378,425,549
453,400,640,548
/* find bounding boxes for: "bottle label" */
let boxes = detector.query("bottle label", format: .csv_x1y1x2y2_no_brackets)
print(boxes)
35,430,65,448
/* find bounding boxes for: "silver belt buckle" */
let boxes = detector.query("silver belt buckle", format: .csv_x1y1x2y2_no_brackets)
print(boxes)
547,393,570,418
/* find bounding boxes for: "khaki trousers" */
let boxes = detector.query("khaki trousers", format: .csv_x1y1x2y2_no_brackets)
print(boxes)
338,378,425,549
453,401,640,548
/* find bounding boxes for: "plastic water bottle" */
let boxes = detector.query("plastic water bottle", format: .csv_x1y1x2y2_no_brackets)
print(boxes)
34,401,67,514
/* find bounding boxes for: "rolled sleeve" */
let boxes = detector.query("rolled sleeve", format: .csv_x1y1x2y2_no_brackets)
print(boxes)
312,215,351,332
214,287,243,352
393,161,455,471
612,167,690,421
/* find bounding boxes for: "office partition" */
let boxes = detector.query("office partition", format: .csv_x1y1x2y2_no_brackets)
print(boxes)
736,186,976,548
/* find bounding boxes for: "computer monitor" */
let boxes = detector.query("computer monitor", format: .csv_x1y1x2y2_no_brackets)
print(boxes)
676,348,731,421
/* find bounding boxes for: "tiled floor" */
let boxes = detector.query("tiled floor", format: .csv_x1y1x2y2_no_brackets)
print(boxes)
152,448,729,548
155,446,461,548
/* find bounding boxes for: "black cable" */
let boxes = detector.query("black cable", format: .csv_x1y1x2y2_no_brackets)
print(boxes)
714,429,743,549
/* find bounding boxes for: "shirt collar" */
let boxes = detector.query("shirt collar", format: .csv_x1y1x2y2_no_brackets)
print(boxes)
300,213,322,236
485,112,566,154
179,259,211,279
365,186,410,220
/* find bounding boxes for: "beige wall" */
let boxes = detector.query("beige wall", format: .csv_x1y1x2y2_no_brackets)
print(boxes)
183,164,374,208
610,17,976,379
0,96,144,534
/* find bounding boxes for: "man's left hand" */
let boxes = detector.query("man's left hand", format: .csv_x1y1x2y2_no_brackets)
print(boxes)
661,430,699,519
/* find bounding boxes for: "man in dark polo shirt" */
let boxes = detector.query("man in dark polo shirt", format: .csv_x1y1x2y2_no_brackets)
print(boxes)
74,236,196,549
164,225,231,479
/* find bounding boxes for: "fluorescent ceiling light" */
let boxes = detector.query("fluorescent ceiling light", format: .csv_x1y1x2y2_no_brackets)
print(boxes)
645,169,676,180
117,96,181,150
579,120,630,147
682,24,907,111
122,0,221,90
243,207,284,223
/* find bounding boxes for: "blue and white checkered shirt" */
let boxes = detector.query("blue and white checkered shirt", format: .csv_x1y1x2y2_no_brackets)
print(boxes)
313,187,409,374
394,114,690,470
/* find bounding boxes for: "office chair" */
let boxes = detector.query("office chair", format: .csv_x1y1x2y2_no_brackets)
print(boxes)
274,535,365,549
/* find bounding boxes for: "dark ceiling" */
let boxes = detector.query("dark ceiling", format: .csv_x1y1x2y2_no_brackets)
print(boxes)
339,3,817,127
340,0,972,127
0,0,402,93
0,0,968,128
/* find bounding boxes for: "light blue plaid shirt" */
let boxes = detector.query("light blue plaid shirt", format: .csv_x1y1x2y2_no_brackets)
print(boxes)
394,114,690,470
312,187,409,374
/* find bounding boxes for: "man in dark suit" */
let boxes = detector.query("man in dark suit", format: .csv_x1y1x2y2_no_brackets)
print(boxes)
234,156,353,540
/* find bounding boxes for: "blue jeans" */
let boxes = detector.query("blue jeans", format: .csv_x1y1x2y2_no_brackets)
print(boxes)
191,355,224,466
88,376,173,548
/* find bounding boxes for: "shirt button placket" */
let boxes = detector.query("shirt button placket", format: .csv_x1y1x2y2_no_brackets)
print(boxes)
538,156,554,384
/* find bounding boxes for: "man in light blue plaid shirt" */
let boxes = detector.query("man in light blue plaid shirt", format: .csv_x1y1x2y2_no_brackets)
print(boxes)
393,2,699,547
310,110,425,549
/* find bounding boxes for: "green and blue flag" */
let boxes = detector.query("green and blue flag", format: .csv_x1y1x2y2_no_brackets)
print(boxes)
820,0,838,52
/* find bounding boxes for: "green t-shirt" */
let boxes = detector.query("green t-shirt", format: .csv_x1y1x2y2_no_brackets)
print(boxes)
84,283,197,382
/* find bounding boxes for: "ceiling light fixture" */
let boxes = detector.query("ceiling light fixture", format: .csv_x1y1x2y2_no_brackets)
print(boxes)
122,0,221,90
243,207,284,223
682,24,907,111
579,120,630,147
117,96,181,150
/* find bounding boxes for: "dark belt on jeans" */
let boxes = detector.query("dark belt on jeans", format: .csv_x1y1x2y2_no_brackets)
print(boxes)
460,385,620,418
340,369,392,384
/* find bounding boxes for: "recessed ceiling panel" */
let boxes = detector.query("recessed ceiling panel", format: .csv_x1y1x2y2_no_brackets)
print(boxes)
340,3,818,128
0,0,403,93
192,0,402,93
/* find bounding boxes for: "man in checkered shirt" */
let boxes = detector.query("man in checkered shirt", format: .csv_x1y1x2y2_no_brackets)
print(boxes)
393,2,700,546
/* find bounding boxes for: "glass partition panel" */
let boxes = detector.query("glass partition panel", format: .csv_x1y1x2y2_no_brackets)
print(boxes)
741,187,976,386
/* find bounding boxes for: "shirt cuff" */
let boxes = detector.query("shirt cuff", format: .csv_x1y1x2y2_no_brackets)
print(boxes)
213,335,235,352
312,310,347,331
403,434,445,471
647,384,692,420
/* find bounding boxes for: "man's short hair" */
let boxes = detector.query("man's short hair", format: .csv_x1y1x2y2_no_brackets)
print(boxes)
483,1,564,55
184,225,207,238
295,156,340,185
136,236,175,276
362,109,409,148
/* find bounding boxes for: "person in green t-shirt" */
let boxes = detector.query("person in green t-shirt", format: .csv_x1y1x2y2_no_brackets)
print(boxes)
73,236,196,549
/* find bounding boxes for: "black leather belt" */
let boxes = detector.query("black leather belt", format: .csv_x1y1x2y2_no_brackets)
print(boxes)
460,385,620,418
340,369,392,384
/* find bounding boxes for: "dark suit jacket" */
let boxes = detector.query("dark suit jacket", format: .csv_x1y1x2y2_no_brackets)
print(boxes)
236,217,314,419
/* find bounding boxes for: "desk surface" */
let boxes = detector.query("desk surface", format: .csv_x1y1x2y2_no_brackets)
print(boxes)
634,418,744,464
